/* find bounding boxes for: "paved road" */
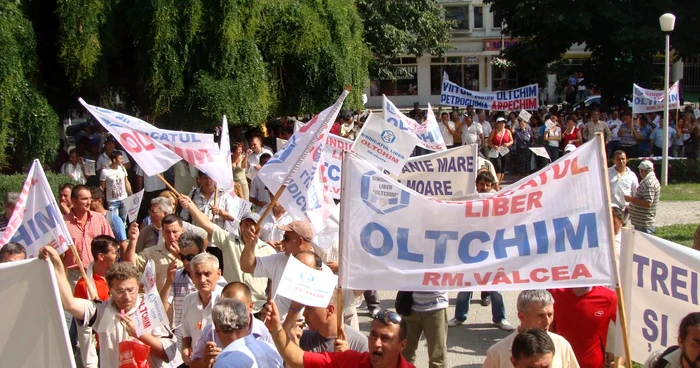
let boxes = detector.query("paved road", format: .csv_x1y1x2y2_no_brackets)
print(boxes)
352,201,700,367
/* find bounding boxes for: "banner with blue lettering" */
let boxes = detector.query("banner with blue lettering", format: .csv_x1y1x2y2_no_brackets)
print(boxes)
617,228,699,363
339,135,614,291
383,96,447,152
441,72,539,111
631,82,680,114
0,160,72,257
352,114,419,175
394,144,478,199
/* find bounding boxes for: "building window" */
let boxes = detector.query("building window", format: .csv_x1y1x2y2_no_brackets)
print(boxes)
431,56,480,95
444,5,470,31
474,6,484,29
492,66,518,91
369,57,419,96
492,10,504,29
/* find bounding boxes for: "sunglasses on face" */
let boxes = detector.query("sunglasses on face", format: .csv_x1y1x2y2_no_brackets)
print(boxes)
179,253,196,262
375,310,402,325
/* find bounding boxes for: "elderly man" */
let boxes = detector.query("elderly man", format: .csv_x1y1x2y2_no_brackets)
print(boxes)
625,160,661,234
511,329,556,368
180,195,276,313
0,242,26,262
39,246,177,368
482,290,579,368
609,151,639,210
0,192,18,231
181,253,224,366
264,300,415,368
212,299,283,368
190,282,274,368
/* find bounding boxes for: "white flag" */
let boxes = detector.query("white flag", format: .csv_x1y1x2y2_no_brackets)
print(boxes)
352,113,418,175
257,90,349,233
0,160,72,257
124,189,144,223
383,96,446,151
276,255,338,308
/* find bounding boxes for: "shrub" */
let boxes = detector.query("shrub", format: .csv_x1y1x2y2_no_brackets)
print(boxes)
0,172,76,203
607,158,700,183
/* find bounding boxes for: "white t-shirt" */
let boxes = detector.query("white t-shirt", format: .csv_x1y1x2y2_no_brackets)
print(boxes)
246,148,273,180
438,121,455,146
461,122,483,146
100,166,129,202
547,127,562,147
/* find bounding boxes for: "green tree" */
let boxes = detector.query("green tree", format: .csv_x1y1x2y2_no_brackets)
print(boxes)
357,0,454,80
485,0,700,109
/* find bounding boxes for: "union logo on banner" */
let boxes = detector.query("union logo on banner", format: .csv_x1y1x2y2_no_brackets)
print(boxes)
360,172,410,215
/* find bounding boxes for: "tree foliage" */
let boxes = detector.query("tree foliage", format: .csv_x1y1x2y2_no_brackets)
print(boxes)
357,0,454,80
485,0,700,109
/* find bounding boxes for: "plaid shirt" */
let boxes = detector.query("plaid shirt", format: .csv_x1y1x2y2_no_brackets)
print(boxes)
63,211,113,269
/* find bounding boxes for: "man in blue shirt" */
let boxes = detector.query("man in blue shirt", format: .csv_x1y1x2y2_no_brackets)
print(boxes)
637,117,653,157
212,299,283,368
649,122,676,157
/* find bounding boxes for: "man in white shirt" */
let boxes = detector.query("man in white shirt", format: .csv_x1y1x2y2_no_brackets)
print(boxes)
96,135,131,171
246,135,273,180
249,153,272,211
181,253,224,366
99,151,132,223
482,290,580,368
438,112,456,148
609,150,639,210
461,116,484,148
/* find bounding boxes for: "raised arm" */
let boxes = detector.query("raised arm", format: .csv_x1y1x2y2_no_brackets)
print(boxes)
263,300,305,368
123,222,139,264
239,223,258,274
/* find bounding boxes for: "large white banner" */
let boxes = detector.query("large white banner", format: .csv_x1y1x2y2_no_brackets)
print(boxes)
383,96,446,152
632,82,680,114
393,144,478,199
618,229,699,362
258,90,348,233
441,73,539,111
0,259,75,368
80,99,234,190
339,135,614,291
352,114,418,175
276,256,338,308
0,160,71,256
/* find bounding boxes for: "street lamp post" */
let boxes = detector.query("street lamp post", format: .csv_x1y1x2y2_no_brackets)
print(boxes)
659,13,675,186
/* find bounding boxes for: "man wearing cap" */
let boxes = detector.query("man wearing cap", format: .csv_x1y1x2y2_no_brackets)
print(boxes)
179,196,276,313
625,160,661,234
240,219,323,317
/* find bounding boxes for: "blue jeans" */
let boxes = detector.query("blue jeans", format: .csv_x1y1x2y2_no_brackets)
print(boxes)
453,291,506,323
108,200,127,223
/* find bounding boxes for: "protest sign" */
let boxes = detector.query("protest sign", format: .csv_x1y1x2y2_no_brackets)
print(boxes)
80,99,233,190
0,160,71,257
529,147,551,160
0,259,75,368
258,90,348,233
518,109,532,122
352,114,418,174
632,82,680,114
383,96,446,151
394,144,478,199
617,229,700,363
545,119,555,130
141,259,157,291
84,159,96,176
135,260,169,336
276,255,338,308
339,135,614,291
124,189,144,223
441,73,538,111
229,196,252,221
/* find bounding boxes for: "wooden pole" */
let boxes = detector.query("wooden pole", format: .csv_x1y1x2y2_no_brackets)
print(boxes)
596,132,632,365
212,186,219,221
255,184,286,236
336,150,349,337
156,174,181,197
70,245,96,300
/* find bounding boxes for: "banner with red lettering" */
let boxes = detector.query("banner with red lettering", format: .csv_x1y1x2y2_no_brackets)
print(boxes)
80,99,234,190
0,160,71,257
616,229,700,363
441,72,539,111
339,135,614,291
258,90,348,233
135,260,170,336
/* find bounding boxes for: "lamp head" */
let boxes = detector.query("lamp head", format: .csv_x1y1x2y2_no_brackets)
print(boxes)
659,13,676,33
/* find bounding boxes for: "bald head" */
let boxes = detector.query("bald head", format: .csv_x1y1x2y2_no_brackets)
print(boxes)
295,251,322,270
222,282,253,313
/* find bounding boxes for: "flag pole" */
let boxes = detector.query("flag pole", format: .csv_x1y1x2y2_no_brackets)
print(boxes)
596,133,632,365
70,245,96,300
156,174,181,197
256,85,353,235
213,186,219,221
336,150,350,336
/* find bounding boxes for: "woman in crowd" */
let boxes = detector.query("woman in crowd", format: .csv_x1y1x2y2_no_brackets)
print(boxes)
544,115,562,162
231,142,249,201
487,117,514,184
513,118,534,178
561,115,582,148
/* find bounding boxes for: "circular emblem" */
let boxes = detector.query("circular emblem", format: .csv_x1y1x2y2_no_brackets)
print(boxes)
380,130,396,144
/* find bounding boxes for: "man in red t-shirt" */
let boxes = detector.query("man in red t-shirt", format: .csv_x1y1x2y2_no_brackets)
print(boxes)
74,235,119,368
263,300,414,368
549,287,617,368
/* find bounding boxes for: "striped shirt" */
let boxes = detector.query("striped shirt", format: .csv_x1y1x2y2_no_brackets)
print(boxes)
411,292,449,312
628,173,660,229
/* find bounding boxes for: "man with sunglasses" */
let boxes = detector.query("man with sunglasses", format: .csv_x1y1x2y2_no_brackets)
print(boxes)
264,300,414,368
159,233,228,353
